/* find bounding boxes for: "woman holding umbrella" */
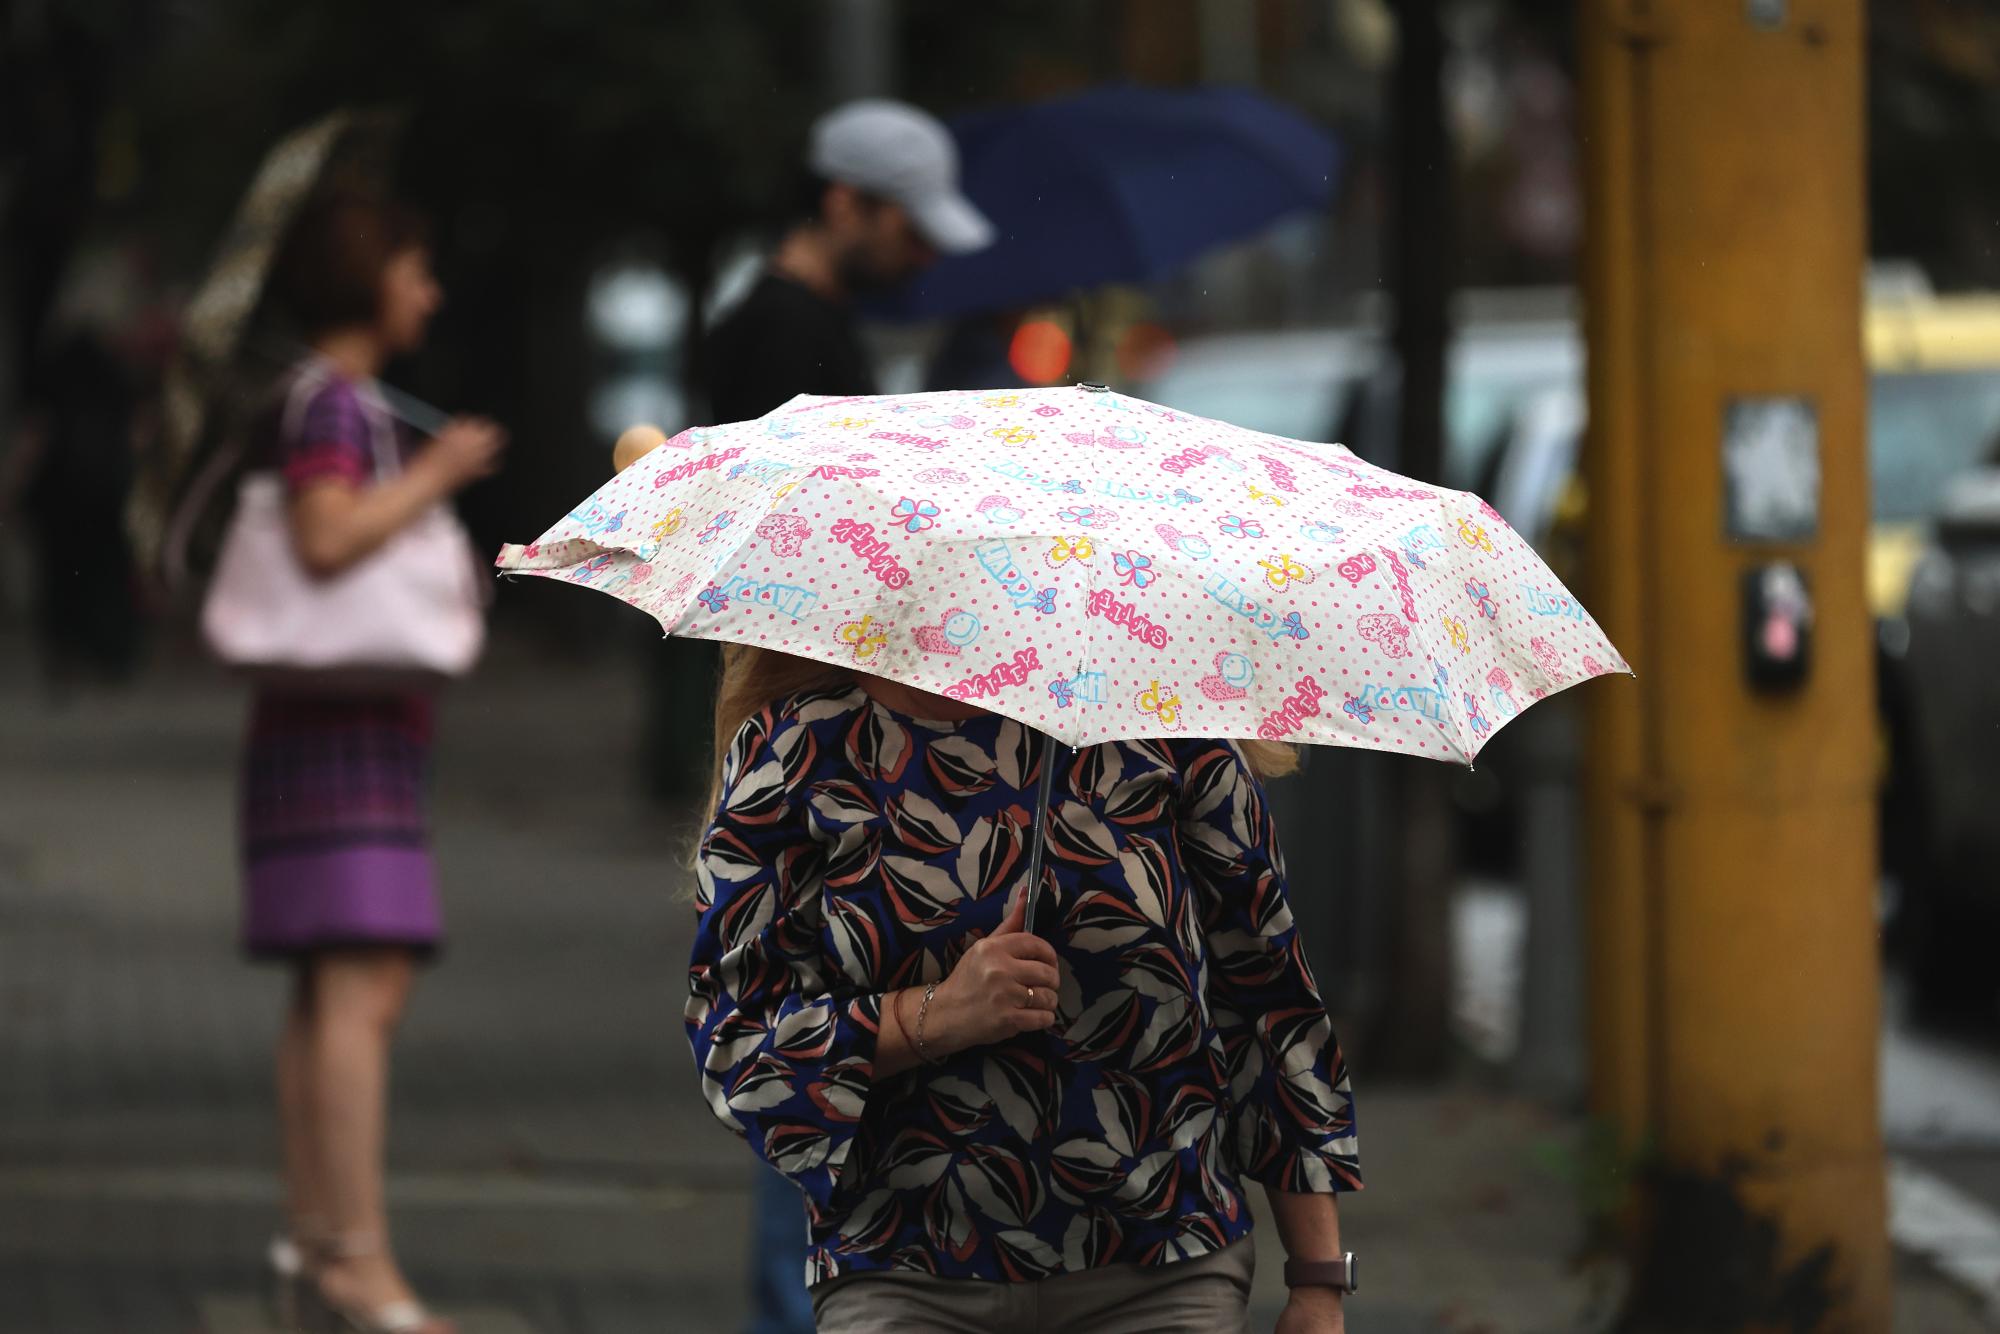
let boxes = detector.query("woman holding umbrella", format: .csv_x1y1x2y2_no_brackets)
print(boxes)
685,648,1360,1333
524,378,1624,1331
244,192,501,1334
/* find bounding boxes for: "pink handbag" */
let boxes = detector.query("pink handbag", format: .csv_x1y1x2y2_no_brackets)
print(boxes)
200,365,486,685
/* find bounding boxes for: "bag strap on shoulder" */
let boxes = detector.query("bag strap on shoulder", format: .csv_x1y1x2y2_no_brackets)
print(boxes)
279,357,400,483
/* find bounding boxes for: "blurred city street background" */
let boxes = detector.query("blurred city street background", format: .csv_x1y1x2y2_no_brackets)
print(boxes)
9,1,2000,1331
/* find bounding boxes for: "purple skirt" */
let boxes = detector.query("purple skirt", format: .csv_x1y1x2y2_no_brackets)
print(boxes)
240,692,442,958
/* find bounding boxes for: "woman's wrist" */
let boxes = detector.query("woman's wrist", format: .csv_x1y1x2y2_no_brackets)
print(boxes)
882,986,912,1049
913,978,956,1060
874,987,938,1079
403,448,461,501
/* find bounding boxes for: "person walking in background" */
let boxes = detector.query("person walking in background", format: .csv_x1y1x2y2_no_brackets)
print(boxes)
243,193,503,1334
686,656,1360,1334
694,98,994,1334
703,99,994,424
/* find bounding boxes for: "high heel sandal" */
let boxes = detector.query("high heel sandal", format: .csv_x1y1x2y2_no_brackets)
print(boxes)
306,1234,452,1334
265,1233,309,1331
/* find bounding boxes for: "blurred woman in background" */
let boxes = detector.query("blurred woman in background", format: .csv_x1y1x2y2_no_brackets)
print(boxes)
245,193,502,1334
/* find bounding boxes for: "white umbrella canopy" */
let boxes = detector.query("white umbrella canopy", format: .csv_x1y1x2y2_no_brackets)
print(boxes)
500,384,1629,765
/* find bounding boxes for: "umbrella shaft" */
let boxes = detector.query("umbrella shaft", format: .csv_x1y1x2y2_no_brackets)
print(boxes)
1021,734,1060,930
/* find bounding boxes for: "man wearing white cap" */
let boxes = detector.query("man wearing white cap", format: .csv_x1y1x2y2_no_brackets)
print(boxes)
702,99,990,1334
705,99,993,426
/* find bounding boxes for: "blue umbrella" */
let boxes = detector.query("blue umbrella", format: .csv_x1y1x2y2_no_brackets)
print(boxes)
874,85,1341,321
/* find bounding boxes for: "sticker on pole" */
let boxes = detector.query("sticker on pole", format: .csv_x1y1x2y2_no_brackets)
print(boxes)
1722,396,1820,543
1745,0,1787,30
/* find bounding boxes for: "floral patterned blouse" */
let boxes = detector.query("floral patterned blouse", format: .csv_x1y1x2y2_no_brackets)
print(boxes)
685,684,1361,1286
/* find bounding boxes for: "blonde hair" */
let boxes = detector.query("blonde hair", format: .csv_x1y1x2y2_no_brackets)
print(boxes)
704,645,856,823
1242,736,1300,780
702,645,1299,827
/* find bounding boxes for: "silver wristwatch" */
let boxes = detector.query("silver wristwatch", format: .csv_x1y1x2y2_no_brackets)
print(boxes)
1282,1252,1358,1294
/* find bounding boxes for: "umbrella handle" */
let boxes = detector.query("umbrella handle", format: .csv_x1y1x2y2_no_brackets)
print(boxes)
1020,732,1063,932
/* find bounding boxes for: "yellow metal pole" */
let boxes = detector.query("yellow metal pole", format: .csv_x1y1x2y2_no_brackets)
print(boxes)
1578,0,1654,1171
1579,2,1890,1327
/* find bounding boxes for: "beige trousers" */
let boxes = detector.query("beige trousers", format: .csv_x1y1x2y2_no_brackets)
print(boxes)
810,1238,1254,1334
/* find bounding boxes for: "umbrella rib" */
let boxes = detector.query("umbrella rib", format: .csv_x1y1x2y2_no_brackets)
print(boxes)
1078,457,1128,753
1424,489,1495,764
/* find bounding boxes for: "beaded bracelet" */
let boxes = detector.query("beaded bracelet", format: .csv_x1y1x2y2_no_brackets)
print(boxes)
913,981,942,1066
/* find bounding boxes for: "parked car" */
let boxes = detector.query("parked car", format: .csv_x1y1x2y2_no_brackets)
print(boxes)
1137,290,1580,504
1884,474,2000,1027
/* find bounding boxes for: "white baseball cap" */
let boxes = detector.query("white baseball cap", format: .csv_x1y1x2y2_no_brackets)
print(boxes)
809,100,995,256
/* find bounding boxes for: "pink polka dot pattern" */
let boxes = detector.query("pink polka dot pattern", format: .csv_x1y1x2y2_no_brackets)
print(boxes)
496,387,1631,763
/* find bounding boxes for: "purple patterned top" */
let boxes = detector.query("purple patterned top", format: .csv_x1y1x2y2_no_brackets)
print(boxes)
685,685,1360,1287
259,362,404,495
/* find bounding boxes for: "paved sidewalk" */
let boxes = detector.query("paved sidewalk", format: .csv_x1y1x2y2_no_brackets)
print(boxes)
0,635,1990,1332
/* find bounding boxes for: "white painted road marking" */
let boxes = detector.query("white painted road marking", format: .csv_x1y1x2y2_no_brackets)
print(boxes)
1890,1158,2000,1323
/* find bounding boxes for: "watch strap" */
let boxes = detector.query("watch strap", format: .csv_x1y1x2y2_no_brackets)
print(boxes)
1283,1253,1357,1293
